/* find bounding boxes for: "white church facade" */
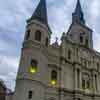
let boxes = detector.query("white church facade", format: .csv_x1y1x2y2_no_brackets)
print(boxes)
13,0,100,100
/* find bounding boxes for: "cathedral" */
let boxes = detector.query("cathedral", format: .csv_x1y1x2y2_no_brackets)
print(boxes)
13,0,100,100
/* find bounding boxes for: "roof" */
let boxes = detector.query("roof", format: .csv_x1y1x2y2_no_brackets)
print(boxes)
27,0,52,34
31,0,48,25
72,0,85,24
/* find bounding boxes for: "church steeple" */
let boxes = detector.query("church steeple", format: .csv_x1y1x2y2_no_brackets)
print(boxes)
72,0,85,24
28,0,48,26
27,0,51,34
67,0,93,49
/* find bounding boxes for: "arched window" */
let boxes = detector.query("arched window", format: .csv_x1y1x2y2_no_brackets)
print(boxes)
97,63,99,71
30,59,38,74
85,39,88,47
80,35,83,43
68,50,71,59
51,70,57,85
77,69,80,88
97,63,99,67
82,79,85,89
35,30,41,41
28,90,32,99
87,80,90,89
45,38,49,46
51,70,57,80
26,30,30,40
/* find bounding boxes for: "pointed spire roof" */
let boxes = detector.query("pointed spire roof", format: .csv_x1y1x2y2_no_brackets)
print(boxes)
27,0,52,34
72,0,85,24
30,0,48,25
75,0,82,14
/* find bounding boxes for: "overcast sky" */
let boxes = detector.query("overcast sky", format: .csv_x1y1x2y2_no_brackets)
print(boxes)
0,0,100,91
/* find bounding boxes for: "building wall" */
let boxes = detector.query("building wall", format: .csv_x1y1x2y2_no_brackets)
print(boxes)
14,25,100,100
0,81,6,100
13,2,100,100
6,94,13,100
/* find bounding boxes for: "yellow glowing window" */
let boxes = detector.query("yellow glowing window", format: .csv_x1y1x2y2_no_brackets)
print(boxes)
51,80,57,85
30,59,38,74
51,70,57,85
30,66,37,74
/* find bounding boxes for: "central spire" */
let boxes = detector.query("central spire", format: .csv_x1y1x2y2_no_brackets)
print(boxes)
72,0,85,24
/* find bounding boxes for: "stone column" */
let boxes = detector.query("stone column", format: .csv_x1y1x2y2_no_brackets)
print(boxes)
97,74,99,93
60,91,64,100
92,71,96,94
79,69,82,89
74,67,78,90
95,73,98,93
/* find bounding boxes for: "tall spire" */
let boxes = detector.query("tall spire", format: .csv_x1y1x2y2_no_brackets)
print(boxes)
27,0,52,33
29,0,48,25
72,0,85,24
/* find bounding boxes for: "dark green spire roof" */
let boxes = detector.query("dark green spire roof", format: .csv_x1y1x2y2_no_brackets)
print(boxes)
30,0,48,25
75,0,82,14
72,0,85,24
27,0,51,34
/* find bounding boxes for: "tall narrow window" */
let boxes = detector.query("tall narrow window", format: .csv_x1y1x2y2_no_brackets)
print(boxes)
97,63,99,71
87,80,90,89
77,69,80,88
68,50,71,59
85,39,88,47
45,38,49,46
95,74,97,91
84,60,87,67
51,70,57,85
26,30,30,40
82,79,85,89
28,91,32,99
30,59,38,74
35,30,41,41
80,36,83,43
